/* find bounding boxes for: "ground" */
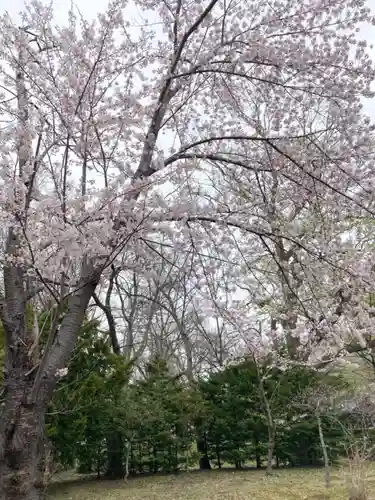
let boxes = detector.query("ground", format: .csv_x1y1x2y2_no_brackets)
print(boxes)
47,466,375,500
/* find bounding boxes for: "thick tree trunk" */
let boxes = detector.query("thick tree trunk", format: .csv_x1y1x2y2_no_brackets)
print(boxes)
196,433,211,470
0,247,99,499
0,380,50,500
199,455,211,470
105,431,125,479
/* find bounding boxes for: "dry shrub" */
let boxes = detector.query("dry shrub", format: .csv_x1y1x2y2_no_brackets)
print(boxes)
346,447,371,500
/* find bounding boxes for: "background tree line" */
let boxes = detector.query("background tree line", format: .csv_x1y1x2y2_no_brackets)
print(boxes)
12,316,369,481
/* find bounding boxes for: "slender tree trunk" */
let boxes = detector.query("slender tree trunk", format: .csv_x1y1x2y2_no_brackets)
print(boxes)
254,437,262,468
216,442,221,469
174,442,178,472
96,453,101,479
152,445,157,473
124,440,131,482
258,373,276,475
316,412,330,488
130,444,135,476
138,442,143,473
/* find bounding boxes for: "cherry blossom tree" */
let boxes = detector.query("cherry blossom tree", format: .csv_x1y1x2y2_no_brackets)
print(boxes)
1,0,375,498
189,119,375,364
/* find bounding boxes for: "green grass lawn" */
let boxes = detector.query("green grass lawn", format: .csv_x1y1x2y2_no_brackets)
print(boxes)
47,465,375,500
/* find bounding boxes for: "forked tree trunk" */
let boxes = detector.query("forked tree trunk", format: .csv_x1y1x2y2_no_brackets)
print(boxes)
0,378,51,500
0,243,98,500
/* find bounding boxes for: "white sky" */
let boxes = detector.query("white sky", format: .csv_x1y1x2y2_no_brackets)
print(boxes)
1,0,147,32
3,0,115,20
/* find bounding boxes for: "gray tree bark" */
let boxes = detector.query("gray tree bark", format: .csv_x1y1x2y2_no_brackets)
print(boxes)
0,380,48,500
0,244,99,499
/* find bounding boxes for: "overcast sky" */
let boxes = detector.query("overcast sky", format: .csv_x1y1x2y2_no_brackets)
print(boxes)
2,0,145,28
3,0,113,21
